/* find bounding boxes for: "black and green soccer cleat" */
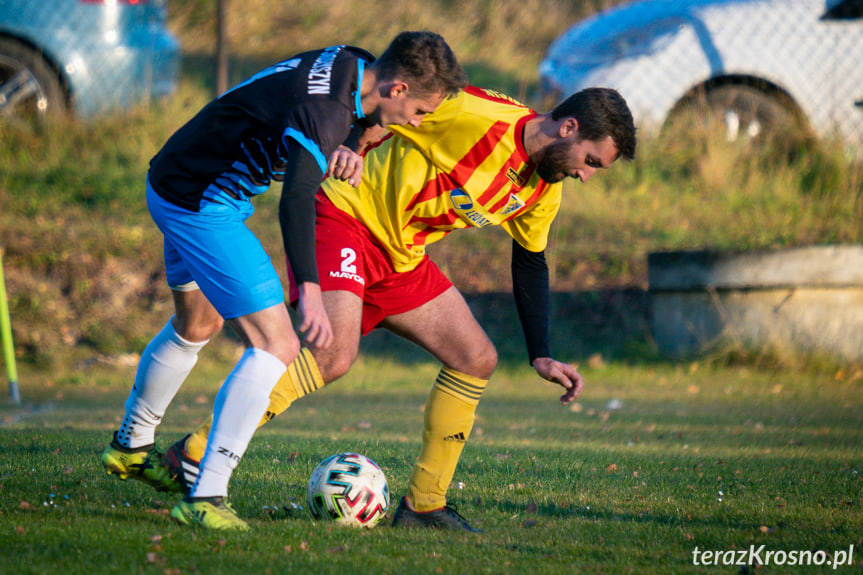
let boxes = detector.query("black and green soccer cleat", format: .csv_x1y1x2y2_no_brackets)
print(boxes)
163,434,200,495
101,432,182,493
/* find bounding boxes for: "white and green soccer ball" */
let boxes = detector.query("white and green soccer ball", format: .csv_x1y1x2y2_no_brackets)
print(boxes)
306,452,390,528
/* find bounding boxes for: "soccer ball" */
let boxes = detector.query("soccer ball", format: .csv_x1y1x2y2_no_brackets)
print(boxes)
306,452,390,528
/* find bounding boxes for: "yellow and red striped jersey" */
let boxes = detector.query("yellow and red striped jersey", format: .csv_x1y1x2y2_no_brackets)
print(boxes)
321,86,563,272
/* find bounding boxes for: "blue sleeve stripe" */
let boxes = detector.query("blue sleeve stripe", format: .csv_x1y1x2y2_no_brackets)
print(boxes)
240,141,264,174
220,58,301,97
283,128,327,173
354,59,365,119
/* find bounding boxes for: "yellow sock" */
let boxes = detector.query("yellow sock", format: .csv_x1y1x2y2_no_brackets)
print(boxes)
184,420,210,462
183,347,324,461
407,367,488,512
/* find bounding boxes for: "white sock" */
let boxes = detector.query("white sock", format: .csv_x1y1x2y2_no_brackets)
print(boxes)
190,348,286,499
117,319,208,449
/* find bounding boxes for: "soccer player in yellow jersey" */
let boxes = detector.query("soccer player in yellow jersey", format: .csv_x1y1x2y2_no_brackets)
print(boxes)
163,85,637,531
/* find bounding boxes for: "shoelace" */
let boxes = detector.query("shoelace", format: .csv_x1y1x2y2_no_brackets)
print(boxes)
442,504,471,526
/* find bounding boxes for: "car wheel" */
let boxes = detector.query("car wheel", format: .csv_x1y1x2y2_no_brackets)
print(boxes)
0,38,67,119
665,84,807,152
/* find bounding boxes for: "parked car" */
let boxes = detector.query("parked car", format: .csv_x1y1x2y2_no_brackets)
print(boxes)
0,0,180,119
539,0,863,152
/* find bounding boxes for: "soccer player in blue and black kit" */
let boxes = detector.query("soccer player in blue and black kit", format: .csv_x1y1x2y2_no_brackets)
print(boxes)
100,31,467,530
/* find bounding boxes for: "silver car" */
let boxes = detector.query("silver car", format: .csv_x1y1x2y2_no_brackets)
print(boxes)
0,0,180,118
539,0,863,152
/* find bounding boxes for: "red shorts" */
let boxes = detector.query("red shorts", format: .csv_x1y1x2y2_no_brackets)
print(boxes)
288,193,452,335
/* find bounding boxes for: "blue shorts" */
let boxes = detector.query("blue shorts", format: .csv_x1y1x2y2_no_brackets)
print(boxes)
146,177,284,319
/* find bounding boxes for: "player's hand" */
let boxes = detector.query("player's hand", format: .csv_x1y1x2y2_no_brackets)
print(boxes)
296,282,333,349
327,146,363,187
531,357,585,405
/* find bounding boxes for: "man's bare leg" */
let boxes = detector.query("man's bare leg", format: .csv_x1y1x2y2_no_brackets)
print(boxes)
382,286,494,527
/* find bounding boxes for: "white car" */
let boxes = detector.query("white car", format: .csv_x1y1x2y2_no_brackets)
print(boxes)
539,0,863,152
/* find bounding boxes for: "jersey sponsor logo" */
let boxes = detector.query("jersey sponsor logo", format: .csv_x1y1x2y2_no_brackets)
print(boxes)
449,188,473,210
464,210,492,227
506,167,527,187
450,189,492,227
501,193,525,216
308,45,343,95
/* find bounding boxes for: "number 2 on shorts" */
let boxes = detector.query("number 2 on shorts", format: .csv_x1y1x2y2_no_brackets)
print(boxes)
340,247,357,274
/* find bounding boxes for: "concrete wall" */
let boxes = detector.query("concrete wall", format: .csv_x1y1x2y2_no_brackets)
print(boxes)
648,246,863,362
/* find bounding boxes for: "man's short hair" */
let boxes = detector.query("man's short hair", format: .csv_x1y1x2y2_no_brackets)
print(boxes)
552,88,637,161
374,31,468,98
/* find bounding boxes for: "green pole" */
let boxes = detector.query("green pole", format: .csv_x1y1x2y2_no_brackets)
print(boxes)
0,247,21,404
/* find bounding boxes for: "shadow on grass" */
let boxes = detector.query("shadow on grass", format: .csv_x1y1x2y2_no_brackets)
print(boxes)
490,498,760,531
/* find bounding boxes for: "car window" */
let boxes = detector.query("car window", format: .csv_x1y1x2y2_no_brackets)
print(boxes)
822,0,863,20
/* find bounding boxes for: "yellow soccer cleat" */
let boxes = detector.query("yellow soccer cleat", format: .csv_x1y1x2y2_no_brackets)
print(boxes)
171,496,250,531
101,432,182,493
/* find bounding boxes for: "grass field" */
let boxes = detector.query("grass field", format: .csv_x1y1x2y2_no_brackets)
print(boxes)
1,336,861,574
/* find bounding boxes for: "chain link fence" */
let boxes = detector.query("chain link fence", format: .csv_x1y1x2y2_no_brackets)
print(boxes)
539,0,863,153
0,0,179,118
